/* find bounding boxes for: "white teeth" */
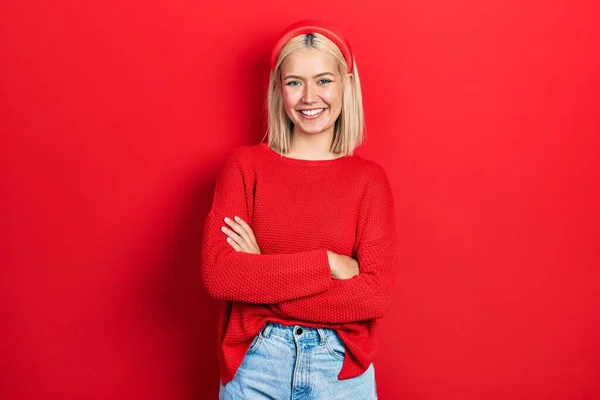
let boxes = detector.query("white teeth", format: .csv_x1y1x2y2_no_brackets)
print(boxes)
300,108,324,116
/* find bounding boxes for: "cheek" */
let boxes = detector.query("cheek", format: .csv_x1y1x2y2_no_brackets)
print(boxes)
282,88,300,110
321,87,343,107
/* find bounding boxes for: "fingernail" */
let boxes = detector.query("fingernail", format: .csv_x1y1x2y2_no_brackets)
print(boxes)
234,216,240,221
224,217,230,222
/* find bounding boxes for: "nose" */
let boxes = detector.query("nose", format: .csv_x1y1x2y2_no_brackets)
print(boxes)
302,82,318,104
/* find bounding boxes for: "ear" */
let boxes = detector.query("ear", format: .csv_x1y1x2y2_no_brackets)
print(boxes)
346,73,354,84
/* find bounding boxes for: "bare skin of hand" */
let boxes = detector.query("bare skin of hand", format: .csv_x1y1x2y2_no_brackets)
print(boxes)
221,216,261,254
327,251,359,280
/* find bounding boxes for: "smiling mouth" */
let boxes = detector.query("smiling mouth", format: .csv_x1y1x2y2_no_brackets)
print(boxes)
298,108,326,116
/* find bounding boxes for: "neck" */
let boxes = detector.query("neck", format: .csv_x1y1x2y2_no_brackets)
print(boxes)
289,127,339,160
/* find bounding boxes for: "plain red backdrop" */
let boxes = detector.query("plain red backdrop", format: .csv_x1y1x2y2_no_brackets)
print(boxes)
1,0,599,399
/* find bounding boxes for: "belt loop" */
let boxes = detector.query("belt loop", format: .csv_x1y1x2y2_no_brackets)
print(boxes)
317,328,327,344
261,322,273,338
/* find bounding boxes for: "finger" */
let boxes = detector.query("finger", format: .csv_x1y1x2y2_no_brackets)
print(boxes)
221,226,250,252
233,216,258,245
225,236,243,252
224,217,254,248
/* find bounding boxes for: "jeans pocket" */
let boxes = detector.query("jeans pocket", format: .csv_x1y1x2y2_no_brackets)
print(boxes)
247,333,263,354
324,332,346,360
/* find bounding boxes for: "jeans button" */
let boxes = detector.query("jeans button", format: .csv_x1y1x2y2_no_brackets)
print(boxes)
295,328,303,335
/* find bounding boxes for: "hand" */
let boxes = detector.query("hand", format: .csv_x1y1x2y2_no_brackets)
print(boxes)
221,216,261,254
327,251,359,280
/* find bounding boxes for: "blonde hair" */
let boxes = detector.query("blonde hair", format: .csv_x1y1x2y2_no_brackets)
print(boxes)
263,32,365,156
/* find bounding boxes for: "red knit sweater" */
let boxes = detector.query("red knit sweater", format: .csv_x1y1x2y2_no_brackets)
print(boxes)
200,142,399,386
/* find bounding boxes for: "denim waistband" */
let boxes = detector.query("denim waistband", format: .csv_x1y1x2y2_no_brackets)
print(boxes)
259,321,335,345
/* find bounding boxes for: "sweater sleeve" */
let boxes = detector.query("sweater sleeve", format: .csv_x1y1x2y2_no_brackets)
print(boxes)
271,165,399,323
200,147,332,304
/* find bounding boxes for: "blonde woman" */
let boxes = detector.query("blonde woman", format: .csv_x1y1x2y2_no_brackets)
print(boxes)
201,20,399,399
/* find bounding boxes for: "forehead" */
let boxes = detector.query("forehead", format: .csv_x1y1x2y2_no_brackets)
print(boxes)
281,48,338,76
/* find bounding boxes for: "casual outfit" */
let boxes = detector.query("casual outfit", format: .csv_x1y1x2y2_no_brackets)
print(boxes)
200,142,399,397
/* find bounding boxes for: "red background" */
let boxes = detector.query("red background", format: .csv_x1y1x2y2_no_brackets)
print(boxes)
1,0,599,399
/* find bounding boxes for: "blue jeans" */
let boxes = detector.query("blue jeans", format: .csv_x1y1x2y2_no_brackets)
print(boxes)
219,322,378,399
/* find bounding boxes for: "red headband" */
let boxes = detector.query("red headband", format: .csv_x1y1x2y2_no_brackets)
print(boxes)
270,20,354,73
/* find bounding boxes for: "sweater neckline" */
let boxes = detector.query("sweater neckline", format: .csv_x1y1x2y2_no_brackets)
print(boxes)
260,143,354,165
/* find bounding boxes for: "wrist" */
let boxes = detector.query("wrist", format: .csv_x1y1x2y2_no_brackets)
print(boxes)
326,251,337,273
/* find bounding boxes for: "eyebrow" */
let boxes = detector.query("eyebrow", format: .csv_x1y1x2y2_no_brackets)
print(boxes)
283,72,335,80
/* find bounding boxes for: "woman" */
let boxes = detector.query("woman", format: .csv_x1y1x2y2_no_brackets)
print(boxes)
200,20,399,399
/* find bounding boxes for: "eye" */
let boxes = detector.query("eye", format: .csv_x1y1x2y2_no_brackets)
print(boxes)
318,79,332,84
285,81,300,86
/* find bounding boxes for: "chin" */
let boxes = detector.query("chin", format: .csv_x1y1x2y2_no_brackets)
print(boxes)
296,121,330,133
300,127,328,135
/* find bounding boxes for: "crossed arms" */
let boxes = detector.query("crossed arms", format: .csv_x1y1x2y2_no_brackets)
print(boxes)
200,149,399,323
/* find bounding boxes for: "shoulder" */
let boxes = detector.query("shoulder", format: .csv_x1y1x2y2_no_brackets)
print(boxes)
229,142,268,161
350,154,391,184
222,143,264,169
226,145,251,162
348,155,395,206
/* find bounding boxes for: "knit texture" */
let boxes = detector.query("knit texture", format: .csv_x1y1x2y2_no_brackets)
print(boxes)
200,142,399,386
